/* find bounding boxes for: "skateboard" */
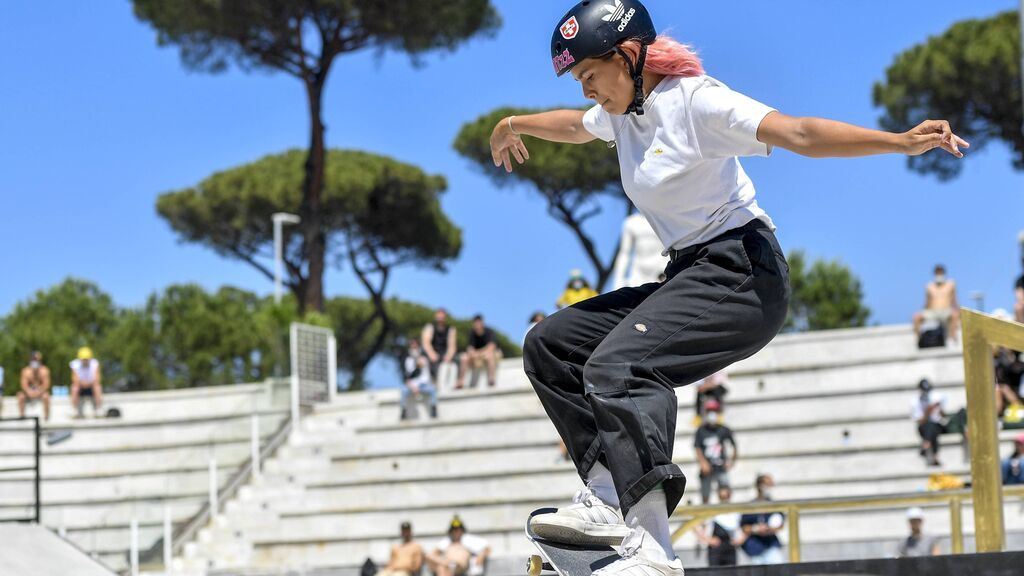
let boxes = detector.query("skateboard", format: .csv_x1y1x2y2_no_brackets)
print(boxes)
526,507,621,576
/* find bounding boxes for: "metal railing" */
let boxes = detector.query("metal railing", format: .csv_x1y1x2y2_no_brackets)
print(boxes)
672,485,1024,562
0,416,42,523
672,308,1024,560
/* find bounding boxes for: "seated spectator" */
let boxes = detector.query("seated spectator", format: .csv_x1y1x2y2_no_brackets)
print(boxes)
994,345,1023,419
457,315,499,389
694,486,741,567
70,347,102,419
17,351,51,421
377,522,424,576
694,370,729,426
897,507,940,557
1002,434,1024,485
427,517,490,576
401,340,437,421
739,474,785,565
913,264,959,347
912,379,949,467
694,400,736,504
524,311,546,345
555,269,598,309
422,309,458,389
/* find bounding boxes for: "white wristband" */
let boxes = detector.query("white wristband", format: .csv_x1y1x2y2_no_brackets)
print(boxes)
508,115,520,136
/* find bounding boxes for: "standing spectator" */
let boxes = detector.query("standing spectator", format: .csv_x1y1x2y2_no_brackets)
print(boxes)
739,474,785,565
912,264,960,346
457,315,499,389
555,269,598,309
694,370,729,425
694,400,736,504
694,486,740,567
994,345,1023,418
422,309,458,389
70,347,102,419
1015,255,1024,324
401,340,437,421
426,517,490,576
377,522,424,576
17,351,51,421
896,507,940,557
1002,434,1024,485
912,379,947,467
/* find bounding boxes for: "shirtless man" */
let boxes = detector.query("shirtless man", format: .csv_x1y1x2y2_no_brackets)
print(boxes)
913,264,959,342
18,351,51,421
1014,256,1023,324
70,347,102,418
426,518,490,576
612,212,669,289
377,522,424,576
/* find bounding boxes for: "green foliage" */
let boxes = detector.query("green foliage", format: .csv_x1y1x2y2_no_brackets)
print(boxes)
325,296,521,389
785,250,871,332
131,0,501,76
0,279,119,395
454,107,628,289
156,149,462,289
873,10,1022,179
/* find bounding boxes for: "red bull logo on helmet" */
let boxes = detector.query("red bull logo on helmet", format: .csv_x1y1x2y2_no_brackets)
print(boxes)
552,48,575,73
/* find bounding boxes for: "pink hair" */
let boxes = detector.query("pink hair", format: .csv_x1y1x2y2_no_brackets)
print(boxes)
642,35,704,77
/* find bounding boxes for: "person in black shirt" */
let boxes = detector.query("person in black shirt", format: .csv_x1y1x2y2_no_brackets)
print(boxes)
422,308,458,387
693,400,737,504
695,485,740,566
458,315,499,389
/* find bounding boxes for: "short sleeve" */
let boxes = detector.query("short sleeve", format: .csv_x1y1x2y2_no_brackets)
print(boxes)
690,84,775,159
582,104,615,142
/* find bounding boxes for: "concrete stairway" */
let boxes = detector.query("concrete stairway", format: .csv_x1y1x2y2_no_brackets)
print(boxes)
0,381,289,572
172,325,1024,575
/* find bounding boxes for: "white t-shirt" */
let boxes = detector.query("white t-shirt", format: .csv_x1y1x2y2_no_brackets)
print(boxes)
435,534,489,556
911,392,947,423
582,75,776,252
70,359,100,385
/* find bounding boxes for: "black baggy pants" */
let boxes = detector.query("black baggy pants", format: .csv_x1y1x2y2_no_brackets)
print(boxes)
523,219,790,516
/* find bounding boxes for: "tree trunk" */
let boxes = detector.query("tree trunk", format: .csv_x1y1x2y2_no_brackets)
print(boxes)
299,76,328,313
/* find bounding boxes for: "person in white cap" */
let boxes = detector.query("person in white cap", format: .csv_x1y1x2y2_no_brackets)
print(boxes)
897,507,940,557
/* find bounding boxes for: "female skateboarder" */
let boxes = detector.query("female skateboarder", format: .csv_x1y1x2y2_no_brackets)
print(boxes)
490,1,967,574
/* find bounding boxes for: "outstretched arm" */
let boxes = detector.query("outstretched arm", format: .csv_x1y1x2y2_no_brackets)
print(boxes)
490,110,595,173
757,112,968,159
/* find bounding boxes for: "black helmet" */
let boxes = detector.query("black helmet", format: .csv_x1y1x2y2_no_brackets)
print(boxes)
551,0,657,114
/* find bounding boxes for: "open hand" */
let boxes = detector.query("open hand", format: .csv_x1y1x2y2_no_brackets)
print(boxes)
903,119,969,158
490,117,531,173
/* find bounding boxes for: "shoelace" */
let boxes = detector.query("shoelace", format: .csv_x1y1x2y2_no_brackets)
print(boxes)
572,486,600,508
618,522,644,560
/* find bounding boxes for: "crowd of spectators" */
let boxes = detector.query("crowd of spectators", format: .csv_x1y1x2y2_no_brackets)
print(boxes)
1,346,102,421
694,473,785,566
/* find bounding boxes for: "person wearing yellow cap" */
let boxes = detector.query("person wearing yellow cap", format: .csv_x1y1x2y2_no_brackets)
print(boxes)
426,516,490,576
70,346,102,418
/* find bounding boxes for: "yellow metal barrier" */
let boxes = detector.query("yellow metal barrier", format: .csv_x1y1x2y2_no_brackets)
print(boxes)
672,486,1024,561
673,308,1024,559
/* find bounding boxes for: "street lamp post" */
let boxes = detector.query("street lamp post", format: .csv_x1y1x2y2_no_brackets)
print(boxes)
272,213,302,304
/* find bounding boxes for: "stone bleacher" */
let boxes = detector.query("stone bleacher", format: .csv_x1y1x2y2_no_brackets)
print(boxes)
0,381,289,573
171,324,1024,575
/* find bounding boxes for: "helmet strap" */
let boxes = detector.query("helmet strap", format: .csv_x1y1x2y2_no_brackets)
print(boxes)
614,43,648,116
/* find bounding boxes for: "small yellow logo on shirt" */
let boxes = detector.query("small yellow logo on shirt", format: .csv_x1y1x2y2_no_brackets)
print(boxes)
654,148,664,155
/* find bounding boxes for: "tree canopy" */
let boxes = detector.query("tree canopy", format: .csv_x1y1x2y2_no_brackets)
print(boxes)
132,0,500,311
454,106,629,290
874,10,1022,180
785,251,871,332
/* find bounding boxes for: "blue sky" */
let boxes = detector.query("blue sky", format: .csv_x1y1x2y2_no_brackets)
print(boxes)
1,1,1021,387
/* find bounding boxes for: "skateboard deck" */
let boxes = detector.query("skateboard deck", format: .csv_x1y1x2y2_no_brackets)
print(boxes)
526,507,621,576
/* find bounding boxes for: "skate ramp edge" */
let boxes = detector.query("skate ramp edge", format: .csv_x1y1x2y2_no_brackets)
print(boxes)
687,550,1024,576
0,523,116,576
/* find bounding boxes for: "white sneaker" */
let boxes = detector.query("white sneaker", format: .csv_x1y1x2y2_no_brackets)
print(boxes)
529,487,629,545
593,525,684,576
